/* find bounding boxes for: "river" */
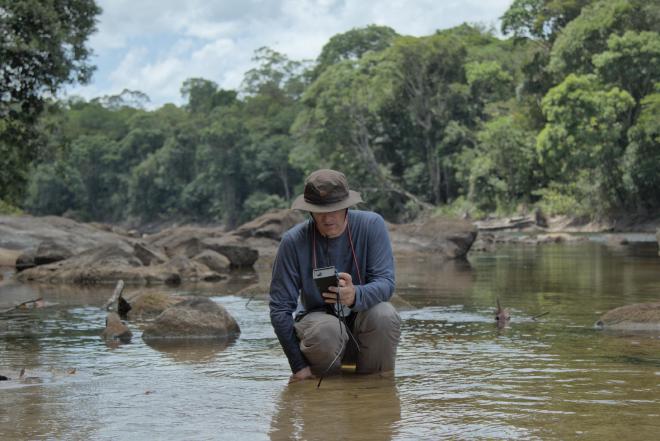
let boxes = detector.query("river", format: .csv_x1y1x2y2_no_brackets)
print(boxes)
1,235,659,440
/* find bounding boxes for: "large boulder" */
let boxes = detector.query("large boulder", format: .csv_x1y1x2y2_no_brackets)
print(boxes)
193,250,231,272
16,244,180,285
144,226,223,257
162,256,226,282
389,217,477,259
16,239,75,272
132,241,168,265
0,215,132,254
202,236,259,268
0,248,21,267
232,209,304,240
142,297,240,341
595,302,660,332
124,290,187,319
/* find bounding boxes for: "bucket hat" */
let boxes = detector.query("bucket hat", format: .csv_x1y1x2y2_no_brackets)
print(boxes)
291,169,362,213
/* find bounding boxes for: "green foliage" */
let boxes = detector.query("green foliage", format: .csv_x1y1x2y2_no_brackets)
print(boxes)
459,117,537,212
313,25,398,79
593,31,660,102
181,78,237,113
25,162,82,216
538,74,635,212
241,192,288,222
0,199,22,215
0,0,101,204
548,0,652,78
623,89,660,210
533,180,587,216
9,4,660,226
501,0,595,42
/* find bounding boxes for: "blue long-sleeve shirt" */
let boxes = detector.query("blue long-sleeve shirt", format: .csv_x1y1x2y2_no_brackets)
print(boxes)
269,210,395,373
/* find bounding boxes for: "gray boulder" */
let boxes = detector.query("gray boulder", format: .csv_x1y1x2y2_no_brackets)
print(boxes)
132,241,168,265
142,297,240,341
16,244,180,285
123,290,187,319
162,256,226,282
233,209,304,240
389,216,477,259
0,215,132,254
202,236,259,268
193,250,231,272
595,302,660,332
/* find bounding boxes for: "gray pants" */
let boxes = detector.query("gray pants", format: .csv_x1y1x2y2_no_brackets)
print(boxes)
293,302,401,375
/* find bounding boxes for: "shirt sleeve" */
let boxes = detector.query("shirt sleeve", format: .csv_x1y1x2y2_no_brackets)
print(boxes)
351,214,396,311
268,233,308,373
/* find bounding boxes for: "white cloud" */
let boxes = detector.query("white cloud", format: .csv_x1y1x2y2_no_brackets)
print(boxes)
65,0,514,108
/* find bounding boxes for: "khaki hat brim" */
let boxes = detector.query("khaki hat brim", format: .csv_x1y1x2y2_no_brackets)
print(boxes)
291,190,363,213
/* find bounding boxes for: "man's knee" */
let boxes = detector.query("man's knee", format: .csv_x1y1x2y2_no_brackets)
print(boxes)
295,313,347,350
358,302,401,333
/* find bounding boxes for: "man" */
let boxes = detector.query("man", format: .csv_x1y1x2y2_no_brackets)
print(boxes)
269,169,401,383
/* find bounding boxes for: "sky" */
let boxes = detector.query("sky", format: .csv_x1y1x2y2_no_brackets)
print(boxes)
64,0,514,109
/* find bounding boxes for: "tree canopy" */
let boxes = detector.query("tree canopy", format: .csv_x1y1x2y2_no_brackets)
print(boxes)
4,0,659,223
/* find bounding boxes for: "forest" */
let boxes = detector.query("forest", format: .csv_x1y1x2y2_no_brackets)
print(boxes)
1,0,659,227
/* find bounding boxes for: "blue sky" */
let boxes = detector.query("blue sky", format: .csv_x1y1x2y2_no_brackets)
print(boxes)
64,0,514,109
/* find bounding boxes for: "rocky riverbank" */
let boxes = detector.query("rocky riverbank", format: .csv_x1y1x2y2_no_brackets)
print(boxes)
0,209,478,286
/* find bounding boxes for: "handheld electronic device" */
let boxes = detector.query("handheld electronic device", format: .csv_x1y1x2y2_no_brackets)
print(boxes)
313,266,338,294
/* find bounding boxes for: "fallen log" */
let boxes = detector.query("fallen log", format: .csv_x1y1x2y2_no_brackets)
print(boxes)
104,280,125,310
0,298,45,314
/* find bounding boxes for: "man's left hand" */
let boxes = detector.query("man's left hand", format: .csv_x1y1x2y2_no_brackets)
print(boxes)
323,272,356,307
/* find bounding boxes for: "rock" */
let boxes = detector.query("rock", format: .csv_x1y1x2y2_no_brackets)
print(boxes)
495,298,511,327
145,226,223,258
0,248,22,267
202,236,259,268
162,256,225,282
132,241,167,265
607,235,629,246
101,312,132,343
389,217,477,259
0,215,133,255
15,249,37,272
34,239,74,265
16,244,179,285
534,207,548,228
142,297,240,341
233,209,305,240
595,302,660,332
124,290,187,319
193,250,231,272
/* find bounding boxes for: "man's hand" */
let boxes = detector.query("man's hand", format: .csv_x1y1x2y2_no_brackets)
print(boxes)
323,272,356,307
289,366,314,383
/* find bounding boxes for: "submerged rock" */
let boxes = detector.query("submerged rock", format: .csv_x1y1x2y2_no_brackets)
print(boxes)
595,302,660,332
101,312,132,343
142,297,240,341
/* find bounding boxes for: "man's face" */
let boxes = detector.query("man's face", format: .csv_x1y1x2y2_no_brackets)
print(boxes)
311,209,347,238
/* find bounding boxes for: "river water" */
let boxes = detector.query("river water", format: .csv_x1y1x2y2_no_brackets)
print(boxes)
1,236,659,440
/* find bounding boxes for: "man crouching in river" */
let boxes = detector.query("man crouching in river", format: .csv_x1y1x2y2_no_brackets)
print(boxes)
269,169,401,383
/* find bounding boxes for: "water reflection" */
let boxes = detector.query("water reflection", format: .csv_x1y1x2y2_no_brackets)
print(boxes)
145,337,239,364
269,376,401,441
1,240,660,439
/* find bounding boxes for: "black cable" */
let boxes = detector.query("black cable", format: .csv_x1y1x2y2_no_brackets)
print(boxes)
316,287,360,389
